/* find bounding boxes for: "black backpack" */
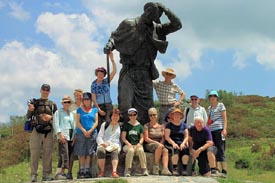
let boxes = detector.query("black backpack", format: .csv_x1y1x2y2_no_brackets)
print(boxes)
34,100,55,136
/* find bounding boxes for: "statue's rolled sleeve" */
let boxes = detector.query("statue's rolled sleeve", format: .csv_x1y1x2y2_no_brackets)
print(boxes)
159,8,182,35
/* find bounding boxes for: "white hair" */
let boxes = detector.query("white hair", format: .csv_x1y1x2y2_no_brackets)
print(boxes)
194,116,204,123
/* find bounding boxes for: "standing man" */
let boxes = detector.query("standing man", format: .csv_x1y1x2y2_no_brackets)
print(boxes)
183,95,208,128
26,84,57,182
153,68,185,123
104,2,182,124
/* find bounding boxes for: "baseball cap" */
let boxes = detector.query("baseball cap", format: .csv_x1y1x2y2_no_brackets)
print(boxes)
41,84,50,91
83,92,92,100
128,108,138,114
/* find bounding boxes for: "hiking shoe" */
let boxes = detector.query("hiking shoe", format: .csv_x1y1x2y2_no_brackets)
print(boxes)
55,173,66,180
142,169,149,176
111,171,119,178
42,174,53,181
211,169,219,177
84,172,91,178
172,169,179,176
124,169,131,177
77,172,85,179
161,168,172,176
153,165,160,175
220,169,227,178
66,172,73,180
31,174,37,182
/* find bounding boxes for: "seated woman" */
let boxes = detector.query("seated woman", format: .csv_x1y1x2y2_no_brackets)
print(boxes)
96,108,122,178
121,108,149,177
164,108,189,176
144,107,171,175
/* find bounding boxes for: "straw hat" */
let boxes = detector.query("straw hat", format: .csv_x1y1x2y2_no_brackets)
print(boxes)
61,95,72,103
162,68,176,79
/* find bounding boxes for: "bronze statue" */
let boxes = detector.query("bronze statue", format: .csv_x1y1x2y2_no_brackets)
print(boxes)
104,2,182,124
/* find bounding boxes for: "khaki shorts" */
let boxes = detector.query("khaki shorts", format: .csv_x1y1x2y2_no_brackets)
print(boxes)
144,142,167,153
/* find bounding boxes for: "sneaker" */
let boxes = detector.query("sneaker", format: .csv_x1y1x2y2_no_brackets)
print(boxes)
66,172,73,180
98,171,104,178
77,172,85,179
42,174,53,181
84,172,91,178
31,174,37,182
142,169,149,176
220,169,227,178
55,173,66,180
124,169,131,177
111,171,119,178
161,168,172,176
153,165,160,175
172,168,179,176
211,169,219,177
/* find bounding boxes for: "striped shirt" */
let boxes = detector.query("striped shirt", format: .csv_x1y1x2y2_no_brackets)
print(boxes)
153,80,184,105
208,103,226,131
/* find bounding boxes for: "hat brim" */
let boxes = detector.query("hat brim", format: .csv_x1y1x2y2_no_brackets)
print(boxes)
162,71,176,79
61,99,71,103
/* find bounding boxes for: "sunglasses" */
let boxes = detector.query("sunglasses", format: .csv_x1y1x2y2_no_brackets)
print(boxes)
63,101,71,104
149,114,157,117
191,98,197,101
128,113,137,117
42,89,50,92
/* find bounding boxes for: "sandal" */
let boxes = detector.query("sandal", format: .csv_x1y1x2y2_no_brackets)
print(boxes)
98,171,104,177
111,171,119,178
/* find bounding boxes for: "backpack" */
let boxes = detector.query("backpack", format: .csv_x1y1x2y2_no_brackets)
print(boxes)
34,99,55,136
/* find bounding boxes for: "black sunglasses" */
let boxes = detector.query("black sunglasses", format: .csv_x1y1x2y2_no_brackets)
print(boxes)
191,98,197,101
128,113,137,117
149,114,157,117
63,101,71,104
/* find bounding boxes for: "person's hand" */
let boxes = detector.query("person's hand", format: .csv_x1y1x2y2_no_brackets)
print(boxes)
40,114,52,122
222,129,227,137
173,101,181,107
193,148,202,159
127,143,133,149
28,103,35,112
100,143,107,148
83,130,90,138
58,133,66,144
180,142,187,150
158,142,164,149
136,143,142,149
99,109,106,116
104,42,113,54
156,2,166,11
172,142,179,149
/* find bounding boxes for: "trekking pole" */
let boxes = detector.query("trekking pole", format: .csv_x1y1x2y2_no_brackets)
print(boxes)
106,53,110,86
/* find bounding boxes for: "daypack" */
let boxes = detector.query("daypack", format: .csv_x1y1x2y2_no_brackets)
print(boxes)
33,99,55,136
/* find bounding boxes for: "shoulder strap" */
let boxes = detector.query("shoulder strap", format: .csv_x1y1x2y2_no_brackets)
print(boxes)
184,107,190,124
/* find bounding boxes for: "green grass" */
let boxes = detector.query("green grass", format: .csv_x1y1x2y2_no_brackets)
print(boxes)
2,139,275,183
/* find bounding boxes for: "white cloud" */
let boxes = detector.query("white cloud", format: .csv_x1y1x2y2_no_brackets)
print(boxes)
8,2,30,21
0,1,5,9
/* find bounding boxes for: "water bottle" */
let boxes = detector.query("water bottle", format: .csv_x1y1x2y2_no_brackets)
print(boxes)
221,134,226,141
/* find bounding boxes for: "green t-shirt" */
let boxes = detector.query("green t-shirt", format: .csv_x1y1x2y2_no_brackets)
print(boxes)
122,121,144,145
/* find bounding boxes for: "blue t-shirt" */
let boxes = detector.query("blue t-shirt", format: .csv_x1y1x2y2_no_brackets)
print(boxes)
91,78,112,104
76,107,98,134
165,122,187,145
189,126,213,150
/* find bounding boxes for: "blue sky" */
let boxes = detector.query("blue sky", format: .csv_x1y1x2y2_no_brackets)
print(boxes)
1,0,275,122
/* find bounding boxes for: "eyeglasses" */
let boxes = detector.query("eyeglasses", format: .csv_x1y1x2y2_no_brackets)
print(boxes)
191,98,197,101
128,113,137,117
149,114,157,117
63,101,71,104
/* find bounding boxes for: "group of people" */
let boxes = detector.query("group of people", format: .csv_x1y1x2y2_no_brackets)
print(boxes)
26,3,227,181
26,65,227,182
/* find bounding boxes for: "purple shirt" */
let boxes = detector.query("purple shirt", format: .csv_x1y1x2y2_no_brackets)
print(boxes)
189,126,213,150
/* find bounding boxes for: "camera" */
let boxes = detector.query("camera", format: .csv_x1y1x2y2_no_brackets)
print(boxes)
27,98,37,107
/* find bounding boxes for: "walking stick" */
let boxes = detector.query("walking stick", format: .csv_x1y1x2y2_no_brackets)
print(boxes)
106,53,110,86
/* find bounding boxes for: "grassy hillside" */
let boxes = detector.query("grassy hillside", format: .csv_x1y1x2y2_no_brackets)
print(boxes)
1,92,275,182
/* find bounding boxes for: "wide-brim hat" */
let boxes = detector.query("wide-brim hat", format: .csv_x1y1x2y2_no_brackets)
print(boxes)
61,95,72,103
162,68,176,79
171,108,184,119
208,90,219,98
